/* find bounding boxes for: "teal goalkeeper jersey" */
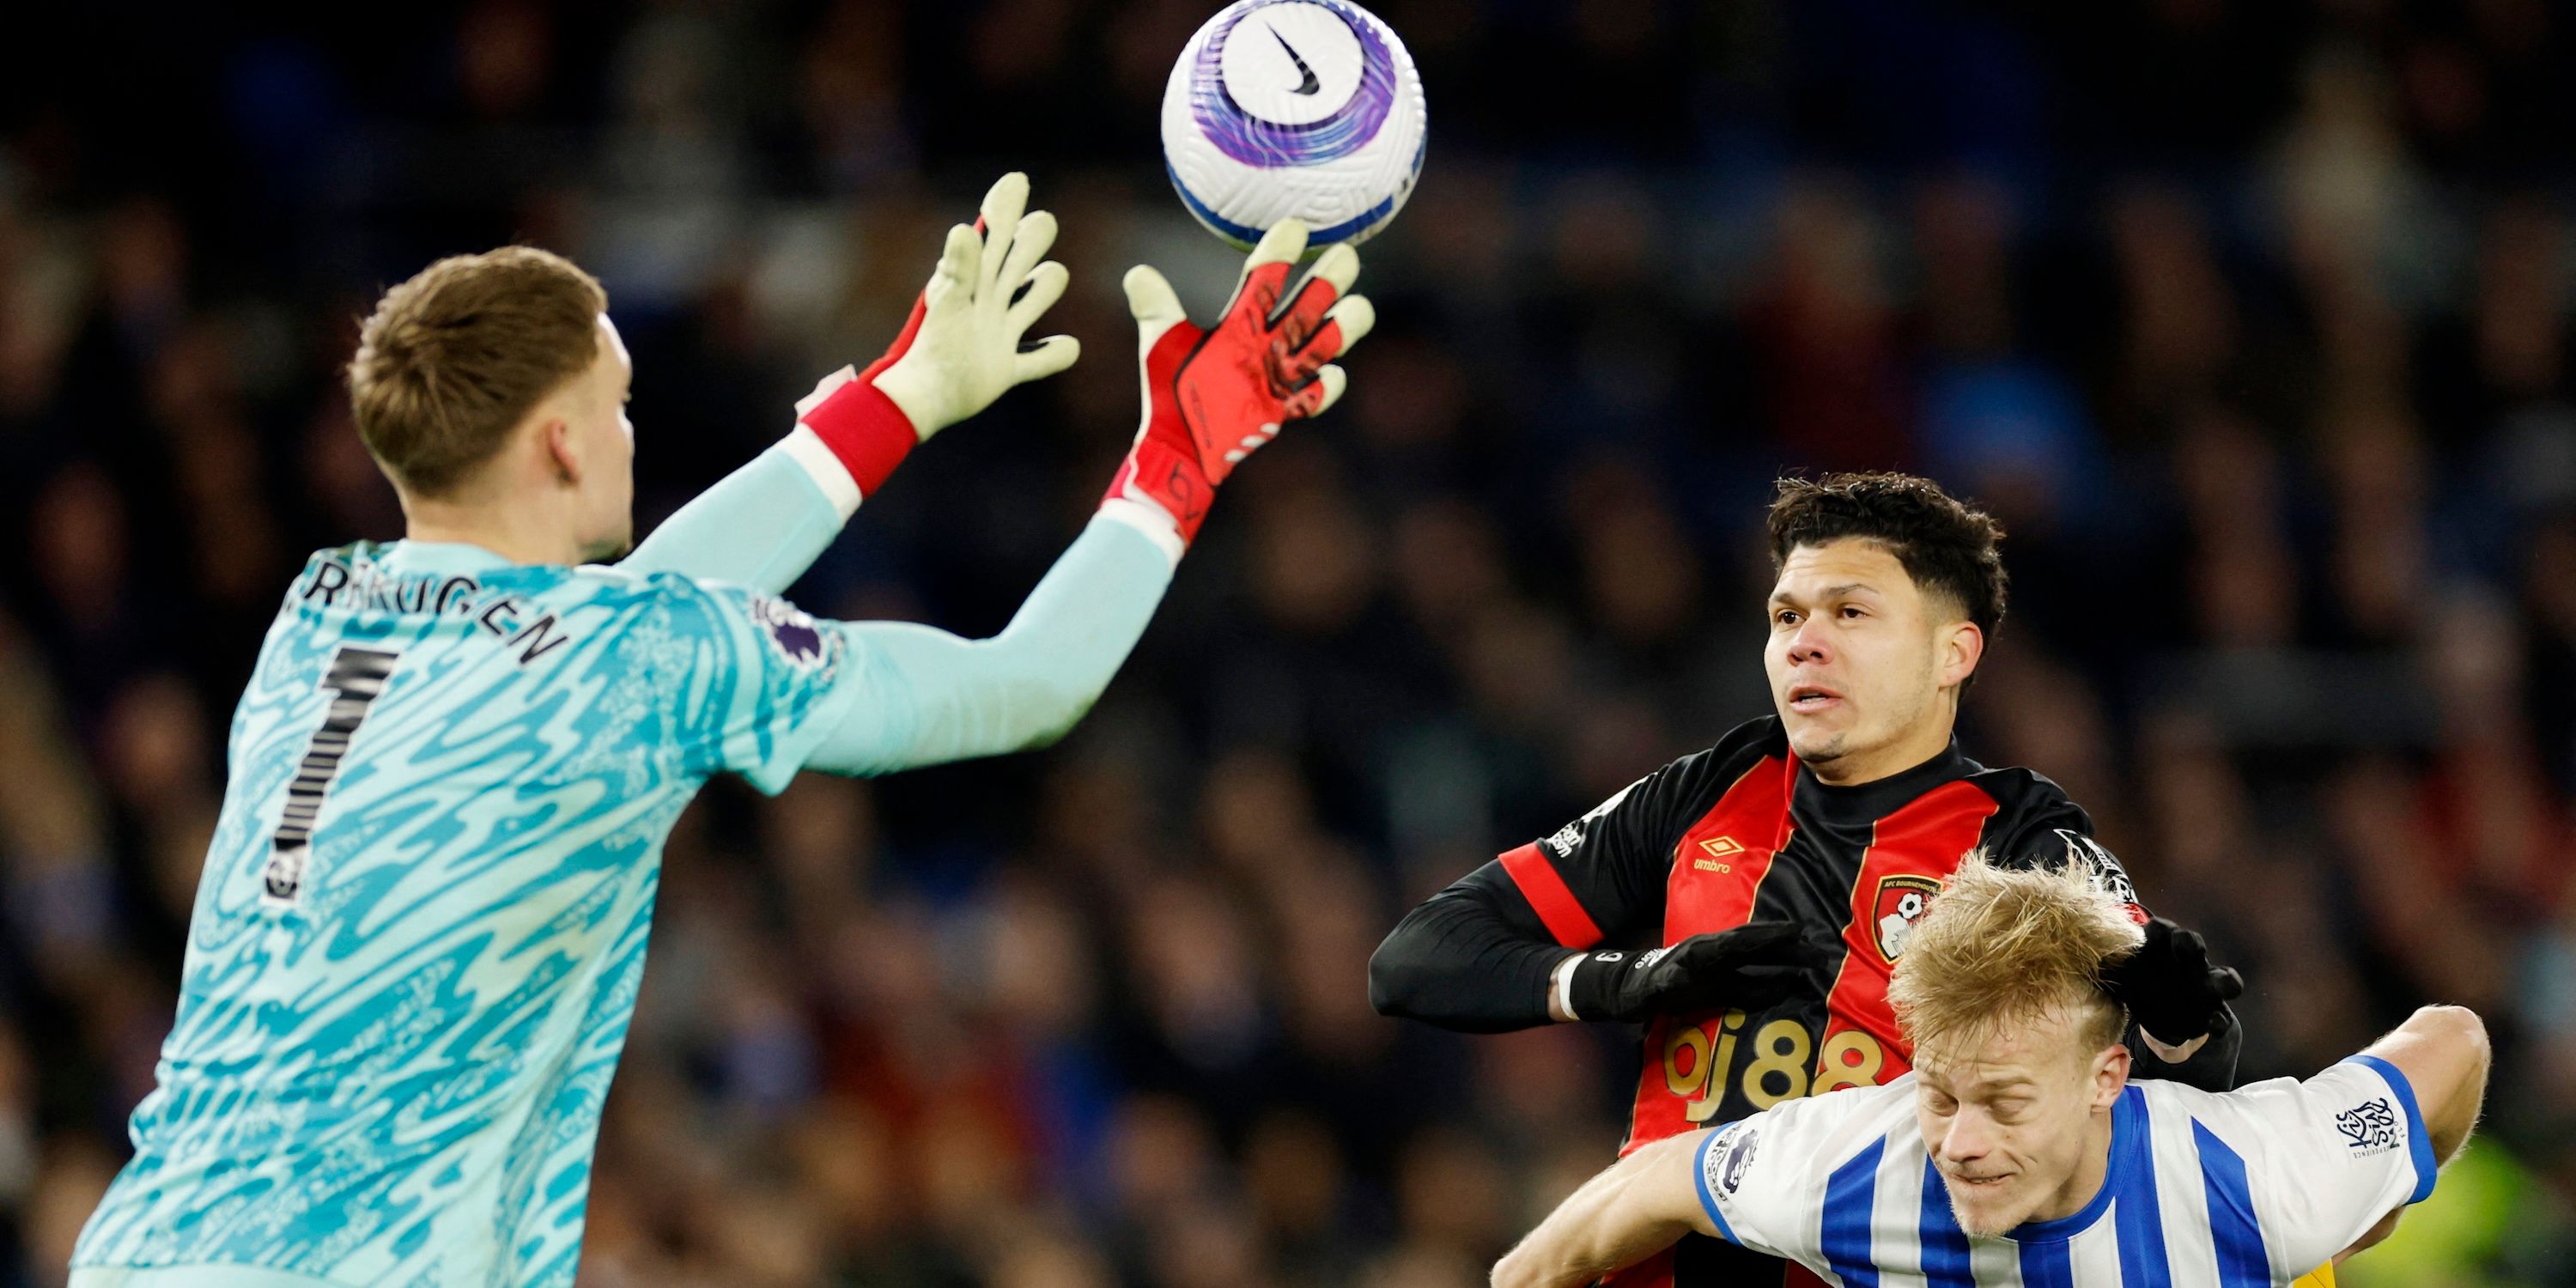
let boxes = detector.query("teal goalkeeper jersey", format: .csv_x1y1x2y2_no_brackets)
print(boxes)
74,538,866,1286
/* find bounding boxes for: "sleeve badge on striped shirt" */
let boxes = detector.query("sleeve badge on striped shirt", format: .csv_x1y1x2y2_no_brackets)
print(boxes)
1706,1121,1761,1198
2333,1099,2402,1156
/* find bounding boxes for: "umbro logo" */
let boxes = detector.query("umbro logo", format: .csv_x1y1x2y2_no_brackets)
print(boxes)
1693,836,1743,872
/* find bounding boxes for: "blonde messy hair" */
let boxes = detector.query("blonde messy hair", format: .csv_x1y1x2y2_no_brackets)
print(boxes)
1888,852,2144,1058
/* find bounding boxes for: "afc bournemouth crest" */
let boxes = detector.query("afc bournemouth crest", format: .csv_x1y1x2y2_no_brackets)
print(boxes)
1872,874,1943,962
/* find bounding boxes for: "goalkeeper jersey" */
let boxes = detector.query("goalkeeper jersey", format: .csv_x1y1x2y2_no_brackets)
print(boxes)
73,539,865,1287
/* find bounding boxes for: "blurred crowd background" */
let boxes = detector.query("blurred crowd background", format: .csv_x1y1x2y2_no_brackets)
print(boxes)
1,0,2573,1285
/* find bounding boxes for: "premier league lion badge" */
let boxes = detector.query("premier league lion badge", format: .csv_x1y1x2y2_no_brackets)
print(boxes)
1704,1121,1760,1199
1872,874,1943,963
749,595,831,672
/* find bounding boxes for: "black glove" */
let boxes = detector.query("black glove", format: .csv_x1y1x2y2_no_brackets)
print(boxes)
1565,921,1829,1024
2102,917,2245,1046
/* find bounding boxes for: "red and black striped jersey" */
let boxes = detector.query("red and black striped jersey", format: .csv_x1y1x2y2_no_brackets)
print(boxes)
1502,717,2145,1143
1370,715,2218,1288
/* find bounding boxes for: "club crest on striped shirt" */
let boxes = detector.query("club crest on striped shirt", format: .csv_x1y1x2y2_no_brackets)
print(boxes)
1872,874,1942,963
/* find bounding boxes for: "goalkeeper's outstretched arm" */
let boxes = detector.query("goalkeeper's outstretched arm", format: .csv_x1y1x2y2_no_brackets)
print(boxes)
805,216,1372,777
618,435,858,592
805,509,1174,773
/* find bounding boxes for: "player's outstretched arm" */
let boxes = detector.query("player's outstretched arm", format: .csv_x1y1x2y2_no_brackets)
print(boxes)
613,440,855,592
1370,879,1823,1033
2366,1004,2491,1168
1492,1133,1710,1288
2330,1007,2492,1265
1373,751,1825,1033
621,172,1078,591
2244,1004,2491,1272
1370,881,1590,1032
803,509,1174,774
799,220,1373,776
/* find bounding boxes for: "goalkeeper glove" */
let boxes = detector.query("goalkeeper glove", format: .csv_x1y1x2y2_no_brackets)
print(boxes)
1563,921,1829,1024
2101,916,2244,1046
1103,218,1374,548
796,172,1079,497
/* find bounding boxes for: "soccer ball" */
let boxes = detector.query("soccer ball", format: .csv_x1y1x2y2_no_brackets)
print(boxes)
1161,0,1428,251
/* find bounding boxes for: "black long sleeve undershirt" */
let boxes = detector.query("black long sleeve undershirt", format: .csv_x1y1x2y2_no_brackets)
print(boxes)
1370,866,2250,1094
1368,865,1573,1033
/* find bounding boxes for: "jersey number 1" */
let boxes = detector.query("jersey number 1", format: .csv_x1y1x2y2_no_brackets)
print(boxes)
264,647,401,905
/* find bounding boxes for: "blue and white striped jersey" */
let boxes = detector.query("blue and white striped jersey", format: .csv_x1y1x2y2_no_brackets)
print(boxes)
74,539,866,1287
1692,1057,2434,1287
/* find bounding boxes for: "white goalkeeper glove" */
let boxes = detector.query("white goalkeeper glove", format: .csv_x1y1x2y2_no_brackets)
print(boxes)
793,172,1080,498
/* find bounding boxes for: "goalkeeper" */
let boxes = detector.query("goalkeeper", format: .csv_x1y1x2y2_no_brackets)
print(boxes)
70,174,1372,1288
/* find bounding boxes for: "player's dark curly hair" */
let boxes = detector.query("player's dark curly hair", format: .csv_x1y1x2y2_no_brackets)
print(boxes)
1765,472,2008,635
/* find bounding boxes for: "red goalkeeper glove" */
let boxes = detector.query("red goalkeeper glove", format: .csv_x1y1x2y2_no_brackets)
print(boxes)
1103,219,1375,547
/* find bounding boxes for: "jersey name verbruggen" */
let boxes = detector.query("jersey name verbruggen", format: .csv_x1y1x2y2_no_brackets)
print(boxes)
74,540,860,1287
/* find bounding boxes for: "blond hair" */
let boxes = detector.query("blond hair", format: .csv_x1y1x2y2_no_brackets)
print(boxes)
347,246,606,497
1887,852,2143,1057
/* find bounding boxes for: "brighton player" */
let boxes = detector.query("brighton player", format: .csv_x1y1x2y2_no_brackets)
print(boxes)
1494,856,2490,1288
70,174,1374,1287
1370,473,2251,1288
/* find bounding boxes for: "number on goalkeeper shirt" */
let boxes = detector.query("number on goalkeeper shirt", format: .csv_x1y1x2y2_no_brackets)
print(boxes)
264,646,400,903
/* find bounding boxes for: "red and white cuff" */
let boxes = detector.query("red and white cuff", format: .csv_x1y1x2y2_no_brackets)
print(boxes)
1096,495,1187,568
789,372,917,509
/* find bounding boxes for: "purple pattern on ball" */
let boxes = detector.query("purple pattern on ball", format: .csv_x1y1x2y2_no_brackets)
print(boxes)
1190,0,1395,168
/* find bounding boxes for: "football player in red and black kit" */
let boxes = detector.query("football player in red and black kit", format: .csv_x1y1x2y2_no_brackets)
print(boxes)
1369,473,2245,1288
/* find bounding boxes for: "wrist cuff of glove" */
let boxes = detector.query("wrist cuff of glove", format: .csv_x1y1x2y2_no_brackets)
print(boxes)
1564,951,1638,1025
1096,497,1188,568
798,379,917,497
1103,438,1217,545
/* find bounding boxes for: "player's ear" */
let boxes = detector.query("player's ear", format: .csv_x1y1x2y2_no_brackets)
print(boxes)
2091,1043,2129,1111
1939,620,1984,689
540,415,580,489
